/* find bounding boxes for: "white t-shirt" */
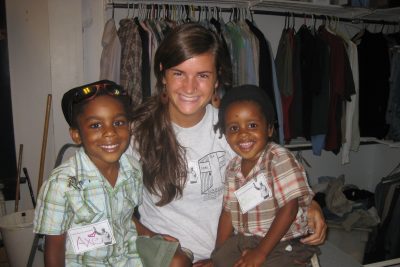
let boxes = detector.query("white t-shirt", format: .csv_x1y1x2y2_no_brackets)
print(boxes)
128,104,234,262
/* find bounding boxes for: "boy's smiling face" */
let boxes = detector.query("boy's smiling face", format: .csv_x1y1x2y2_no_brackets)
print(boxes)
69,95,130,172
224,101,273,169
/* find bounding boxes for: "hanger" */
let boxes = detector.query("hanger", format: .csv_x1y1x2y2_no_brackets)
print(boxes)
178,5,186,23
217,6,222,22
132,2,137,19
183,5,189,22
291,12,295,30
111,0,115,19
380,21,385,33
141,4,145,20
353,18,366,40
125,0,131,19
248,6,254,23
313,14,317,32
283,12,288,30
209,6,220,31
324,15,337,35
191,5,196,21
301,13,309,29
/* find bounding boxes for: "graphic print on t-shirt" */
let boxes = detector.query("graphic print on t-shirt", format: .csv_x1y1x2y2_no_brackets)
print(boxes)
189,151,226,201
188,161,199,183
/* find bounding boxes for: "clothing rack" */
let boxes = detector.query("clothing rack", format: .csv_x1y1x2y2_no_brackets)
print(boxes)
252,9,397,25
108,2,399,25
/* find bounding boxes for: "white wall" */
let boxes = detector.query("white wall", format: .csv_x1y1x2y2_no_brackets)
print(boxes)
5,0,400,212
6,0,54,212
5,0,85,212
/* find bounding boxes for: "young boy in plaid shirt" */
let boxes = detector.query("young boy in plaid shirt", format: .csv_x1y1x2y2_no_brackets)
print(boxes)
212,85,320,267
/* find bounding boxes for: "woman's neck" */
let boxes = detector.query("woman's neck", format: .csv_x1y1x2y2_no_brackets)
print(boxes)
170,106,207,128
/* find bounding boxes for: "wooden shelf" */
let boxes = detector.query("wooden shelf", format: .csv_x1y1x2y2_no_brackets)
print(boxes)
285,137,400,150
251,0,400,21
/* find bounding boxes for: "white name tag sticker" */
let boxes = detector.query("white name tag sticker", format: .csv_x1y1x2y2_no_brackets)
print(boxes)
68,220,116,254
234,175,271,214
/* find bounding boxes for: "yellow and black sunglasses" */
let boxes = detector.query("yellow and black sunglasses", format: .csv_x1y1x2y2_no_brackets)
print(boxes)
71,80,127,104
62,80,128,126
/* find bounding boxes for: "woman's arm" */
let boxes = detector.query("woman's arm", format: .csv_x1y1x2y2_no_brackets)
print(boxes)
45,234,66,267
191,210,234,267
301,200,327,245
132,215,155,236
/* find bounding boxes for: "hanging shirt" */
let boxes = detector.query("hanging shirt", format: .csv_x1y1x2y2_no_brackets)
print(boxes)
118,19,142,107
100,18,121,83
355,30,390,139
275,27,295,143
319,26,355,153
342,40,360,164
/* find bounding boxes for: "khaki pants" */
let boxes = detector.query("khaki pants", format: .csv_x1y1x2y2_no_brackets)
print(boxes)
136,235,179,267
212,234,320,267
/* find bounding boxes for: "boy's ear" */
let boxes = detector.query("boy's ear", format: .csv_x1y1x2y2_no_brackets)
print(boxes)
69,128,82,145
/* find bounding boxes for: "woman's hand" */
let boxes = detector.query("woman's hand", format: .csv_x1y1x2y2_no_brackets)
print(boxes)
193,259,214,267
301,200,327,245
161,234,179,242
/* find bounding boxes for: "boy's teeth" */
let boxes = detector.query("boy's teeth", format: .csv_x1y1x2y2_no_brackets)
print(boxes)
239,142,252,148
102,144,118,149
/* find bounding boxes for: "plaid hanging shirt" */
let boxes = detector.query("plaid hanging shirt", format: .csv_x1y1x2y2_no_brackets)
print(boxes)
118,18,142,107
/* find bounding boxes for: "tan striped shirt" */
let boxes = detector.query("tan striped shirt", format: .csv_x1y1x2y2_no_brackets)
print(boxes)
223,142,314,241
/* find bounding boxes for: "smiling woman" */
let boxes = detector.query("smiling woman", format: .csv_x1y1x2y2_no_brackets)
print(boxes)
163,53,218,128
129,23,327,266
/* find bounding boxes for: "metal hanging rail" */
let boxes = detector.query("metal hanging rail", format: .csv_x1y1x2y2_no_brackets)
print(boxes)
108,2,399,25
252,9,398,25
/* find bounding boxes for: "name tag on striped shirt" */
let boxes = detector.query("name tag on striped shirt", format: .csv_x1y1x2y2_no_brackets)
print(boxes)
234,175,271,214
68,219,116,254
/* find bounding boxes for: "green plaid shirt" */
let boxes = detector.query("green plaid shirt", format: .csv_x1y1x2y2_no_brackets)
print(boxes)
34,147,143,266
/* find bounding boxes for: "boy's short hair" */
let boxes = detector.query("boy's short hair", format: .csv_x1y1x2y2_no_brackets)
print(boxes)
61,80,130,127
216,84,276,135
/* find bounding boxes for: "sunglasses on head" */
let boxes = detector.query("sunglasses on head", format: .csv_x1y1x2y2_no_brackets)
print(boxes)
72,82,127,104
65,80,128,126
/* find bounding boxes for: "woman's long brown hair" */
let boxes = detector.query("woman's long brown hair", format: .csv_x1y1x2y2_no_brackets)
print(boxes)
131,23,232,206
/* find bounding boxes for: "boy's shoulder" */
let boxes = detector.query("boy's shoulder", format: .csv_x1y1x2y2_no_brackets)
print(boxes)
120,152,142,175
265,142,293,159
46,154,77,184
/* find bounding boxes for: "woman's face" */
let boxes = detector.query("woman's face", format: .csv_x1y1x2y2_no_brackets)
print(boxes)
163,52,218,127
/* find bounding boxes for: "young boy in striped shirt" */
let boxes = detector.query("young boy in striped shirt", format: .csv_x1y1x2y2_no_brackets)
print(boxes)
212,85,319,267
